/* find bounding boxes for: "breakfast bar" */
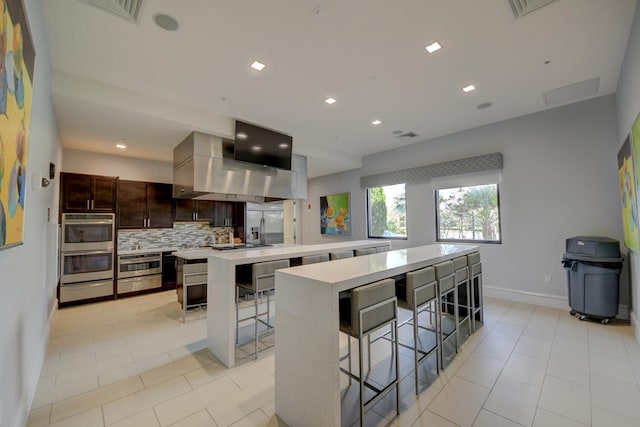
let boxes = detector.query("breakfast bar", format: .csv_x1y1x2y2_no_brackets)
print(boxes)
204,240,391,368
274,243,479,427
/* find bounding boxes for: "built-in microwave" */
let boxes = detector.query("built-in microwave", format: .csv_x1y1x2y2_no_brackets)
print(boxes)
60,249,114,284
61,213,115,251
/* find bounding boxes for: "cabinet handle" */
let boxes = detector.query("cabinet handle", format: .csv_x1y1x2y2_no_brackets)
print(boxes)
91,200,95,210
195,212,198,221
86,200,90,210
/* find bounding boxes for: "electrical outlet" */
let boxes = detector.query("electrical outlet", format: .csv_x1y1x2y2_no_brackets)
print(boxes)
544,274,552,284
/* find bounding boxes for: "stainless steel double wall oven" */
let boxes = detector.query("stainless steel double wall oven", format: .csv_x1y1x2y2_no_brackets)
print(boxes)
59,213,115,303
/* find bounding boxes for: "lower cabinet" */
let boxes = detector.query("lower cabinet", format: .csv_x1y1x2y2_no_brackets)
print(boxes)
162,252,177,289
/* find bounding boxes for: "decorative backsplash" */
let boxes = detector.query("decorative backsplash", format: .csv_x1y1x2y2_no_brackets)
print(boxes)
117,222,236,250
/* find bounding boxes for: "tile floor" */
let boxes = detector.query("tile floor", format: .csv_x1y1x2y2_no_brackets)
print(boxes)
27,290,640,427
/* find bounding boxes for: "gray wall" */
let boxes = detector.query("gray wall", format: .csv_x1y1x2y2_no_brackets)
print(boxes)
616,3,640,335
302,95,624,310
0,1,63,426
62,148,173,183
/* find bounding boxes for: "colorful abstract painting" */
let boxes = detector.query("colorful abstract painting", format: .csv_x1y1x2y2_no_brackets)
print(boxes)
618,136,639,252
320,192,351,236
0,0,35,249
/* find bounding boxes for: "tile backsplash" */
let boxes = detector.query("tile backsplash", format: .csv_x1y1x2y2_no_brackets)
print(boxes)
118,222,237,250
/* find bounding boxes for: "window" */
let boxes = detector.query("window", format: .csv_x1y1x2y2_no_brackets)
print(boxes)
367,184,407,239
436,183,501,243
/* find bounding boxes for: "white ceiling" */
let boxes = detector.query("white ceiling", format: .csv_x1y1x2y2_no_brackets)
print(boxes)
42,0,637,178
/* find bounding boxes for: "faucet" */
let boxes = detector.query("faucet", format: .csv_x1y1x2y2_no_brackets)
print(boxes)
259,217,266,246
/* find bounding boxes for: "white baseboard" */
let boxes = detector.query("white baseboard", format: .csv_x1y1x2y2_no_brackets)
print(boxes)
483,286,630,320
631,310,640,345
14,298,57,427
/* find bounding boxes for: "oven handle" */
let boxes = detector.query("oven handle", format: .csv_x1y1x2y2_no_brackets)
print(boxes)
119,258,161,265
62,219,114,225
62,249,114,256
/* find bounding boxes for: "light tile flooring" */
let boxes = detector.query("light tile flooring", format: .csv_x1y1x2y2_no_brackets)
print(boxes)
27,290,640,427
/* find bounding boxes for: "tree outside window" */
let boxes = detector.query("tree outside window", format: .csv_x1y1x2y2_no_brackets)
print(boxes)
367,184,407,239
436,184,501,243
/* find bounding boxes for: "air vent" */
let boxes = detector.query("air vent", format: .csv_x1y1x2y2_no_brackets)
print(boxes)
396,132,418,139
508,0,558,18
79,0,144,22
543,77,600,107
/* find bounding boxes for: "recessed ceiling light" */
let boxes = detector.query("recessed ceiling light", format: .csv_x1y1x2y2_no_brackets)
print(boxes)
116,144,126,149
251,61,266,71
477,102,493,109
371,120,382,126
325,97,337,105
462,84,476,93
425,41,442,53
153,13,179,31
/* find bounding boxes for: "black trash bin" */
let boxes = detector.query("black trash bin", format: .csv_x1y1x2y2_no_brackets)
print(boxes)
561,236,623,324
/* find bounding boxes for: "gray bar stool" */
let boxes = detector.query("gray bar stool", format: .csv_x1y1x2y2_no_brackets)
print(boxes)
467,252,483,332
355,247,376,256
339,278,400,426
453,256,472,347
236,259,290,359
397,266,440,395
330,250,354,260
301,253,330,264
434,260,458,367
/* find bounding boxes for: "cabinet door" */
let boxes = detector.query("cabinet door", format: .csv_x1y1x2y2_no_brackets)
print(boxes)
147,183,174,228
61,173,92,212
233,202,245,228
174,199,195,221
117,180,147,229
211,201,226,226
162,253,177,288
91,176,117,211
195,200,215,222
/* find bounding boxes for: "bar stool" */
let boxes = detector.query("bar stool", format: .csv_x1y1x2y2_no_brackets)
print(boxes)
467,252,483,332
301,253,330,265
453,256,472,346
330,250,354,260
236,259,290,359
396,266,440,394
355,247,376,256
339,278,400,426
434,260,457,367
182,263,207,322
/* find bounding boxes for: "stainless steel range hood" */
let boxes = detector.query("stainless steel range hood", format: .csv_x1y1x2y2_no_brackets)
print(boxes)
173,131,307,202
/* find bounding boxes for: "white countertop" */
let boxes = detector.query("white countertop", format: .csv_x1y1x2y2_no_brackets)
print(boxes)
205,240,392,265
278,243,479,288
118,247,179,256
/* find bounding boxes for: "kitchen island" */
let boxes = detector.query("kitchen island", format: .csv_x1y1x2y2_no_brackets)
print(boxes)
274,243,479,427
179,240,392,368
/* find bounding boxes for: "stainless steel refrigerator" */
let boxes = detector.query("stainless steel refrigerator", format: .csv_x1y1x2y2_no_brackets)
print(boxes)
245,202,284,245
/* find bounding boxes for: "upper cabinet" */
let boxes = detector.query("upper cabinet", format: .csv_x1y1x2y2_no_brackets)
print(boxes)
174,199,215,222
212,201,245,227
118,181,173,229
61,173,117,213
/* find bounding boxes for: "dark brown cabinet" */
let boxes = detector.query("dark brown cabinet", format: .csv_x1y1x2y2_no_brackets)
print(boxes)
174,199,215,222
118,180,173,229
213,201,245,227
61,173,116,213
162,252,177,288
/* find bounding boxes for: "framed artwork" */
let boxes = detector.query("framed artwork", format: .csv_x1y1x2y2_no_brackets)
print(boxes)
320,192,351,236
618,135,639,252
0,0,35,250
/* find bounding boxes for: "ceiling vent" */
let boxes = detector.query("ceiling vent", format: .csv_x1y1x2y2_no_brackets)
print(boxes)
508,0,558,18
543,77,600,107
79,0,144,22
